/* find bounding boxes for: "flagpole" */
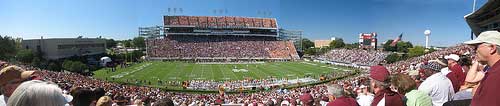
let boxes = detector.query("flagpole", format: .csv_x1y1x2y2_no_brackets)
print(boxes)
471,0,477,39
473,0,477,12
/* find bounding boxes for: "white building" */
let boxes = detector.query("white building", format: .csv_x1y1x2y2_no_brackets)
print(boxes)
22,37,106,60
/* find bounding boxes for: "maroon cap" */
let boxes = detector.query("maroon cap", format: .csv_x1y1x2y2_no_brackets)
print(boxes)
369,65,390,82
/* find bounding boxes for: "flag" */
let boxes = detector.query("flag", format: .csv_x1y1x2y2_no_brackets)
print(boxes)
390,33,403,46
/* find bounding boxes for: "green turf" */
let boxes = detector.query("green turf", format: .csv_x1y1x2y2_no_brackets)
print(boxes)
93,61,352,83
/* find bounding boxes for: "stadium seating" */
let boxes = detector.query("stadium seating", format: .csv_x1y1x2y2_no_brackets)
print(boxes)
147,35,299,60
319,49,390,66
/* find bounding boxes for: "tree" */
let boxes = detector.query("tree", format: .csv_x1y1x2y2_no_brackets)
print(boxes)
133,37,146,48
304,48,317,55
62,60,87,73
47,62,62,71
385,53,402,64
62,60,73,71
31,57,41,67
382,40,413,53
345,43,359,49
106,39,117,49
329,38,345,49
396,41,413,53
122,40,132,48
16,49,34,63
301,38,314,50
408,46,426,57
0,35,17,60
383,40,397,52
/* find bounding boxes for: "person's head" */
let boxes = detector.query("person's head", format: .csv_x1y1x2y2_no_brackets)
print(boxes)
464,31,500,66
93,88,106,101
390,73,416,95
7,80,67,106
369,65,391,94
326,84,344,102
0,66,38,97
96,96,113,106
71,88,95,106
360,85,370,93
420,61,445,78
445,54,460,66
152,98,174,106
134,99,143,106
459,55,472,66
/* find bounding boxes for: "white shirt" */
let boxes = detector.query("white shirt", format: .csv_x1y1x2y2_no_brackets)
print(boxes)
377,97,385,106
356,93,374,106
440,68,451,76
418,72,455,106
0,95,6,106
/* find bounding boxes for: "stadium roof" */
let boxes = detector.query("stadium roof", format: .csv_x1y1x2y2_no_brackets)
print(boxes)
465,0,500,36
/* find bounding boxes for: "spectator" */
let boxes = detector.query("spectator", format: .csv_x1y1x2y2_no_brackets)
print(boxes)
445,54,466,92
0,65,40,105
299,90,314,106
152,98,175,106
464,31,500,106
71,88,95,106
356,85,373,106
418,61,454,106
96,96,112,106
390,73,431,106
369,65,404,106
7,80,67,106
326,84,359,106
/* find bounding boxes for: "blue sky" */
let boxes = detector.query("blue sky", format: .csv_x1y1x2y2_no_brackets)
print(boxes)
0,0,487,47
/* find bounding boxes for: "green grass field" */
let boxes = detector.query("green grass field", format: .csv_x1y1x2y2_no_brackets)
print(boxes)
93,61,353,83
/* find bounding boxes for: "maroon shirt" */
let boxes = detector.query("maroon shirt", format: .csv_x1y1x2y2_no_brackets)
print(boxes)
300,93,314,106
471,60,500,106
446,64,466,92
327,96,359,106
371,89,404,106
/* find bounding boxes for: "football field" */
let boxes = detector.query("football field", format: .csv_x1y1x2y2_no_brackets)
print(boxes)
93,61,354,83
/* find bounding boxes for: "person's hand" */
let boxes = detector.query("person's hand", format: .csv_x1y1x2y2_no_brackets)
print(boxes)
465,61,485,83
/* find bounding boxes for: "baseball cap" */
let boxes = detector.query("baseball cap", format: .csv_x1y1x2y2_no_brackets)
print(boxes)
444,54,460,61
0,65,37,86
369,65,390,82
464,31,500,46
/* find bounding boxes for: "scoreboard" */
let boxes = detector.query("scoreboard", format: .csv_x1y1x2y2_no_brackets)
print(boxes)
358,33,377,49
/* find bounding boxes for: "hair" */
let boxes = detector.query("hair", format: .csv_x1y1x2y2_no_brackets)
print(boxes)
326,84,344,98
96,96,112,106
496,45,500,55
152,98,175,106
71,88,96,106
371,77,391,90
134,99,144,106
390,73,416,94
93,88,106,101
7,80,67,106
459,55,472,66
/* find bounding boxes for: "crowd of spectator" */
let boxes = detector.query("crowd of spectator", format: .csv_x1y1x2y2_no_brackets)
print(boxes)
318,49,390,66
386,44,472,73
147,35,299,60
2,31,500,106
0,60,357,106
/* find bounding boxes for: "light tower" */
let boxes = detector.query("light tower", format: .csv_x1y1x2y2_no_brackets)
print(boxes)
424,29,431,49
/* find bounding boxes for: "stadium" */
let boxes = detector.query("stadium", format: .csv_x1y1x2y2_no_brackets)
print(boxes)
92,16,360,91
1,0,499,106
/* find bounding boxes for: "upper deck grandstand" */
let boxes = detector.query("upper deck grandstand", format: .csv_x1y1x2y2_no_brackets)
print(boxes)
146,16,300,60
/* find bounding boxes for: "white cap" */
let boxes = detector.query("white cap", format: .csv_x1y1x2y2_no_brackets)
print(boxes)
445,54,460,61
464,31,500,46
360,85,367,88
